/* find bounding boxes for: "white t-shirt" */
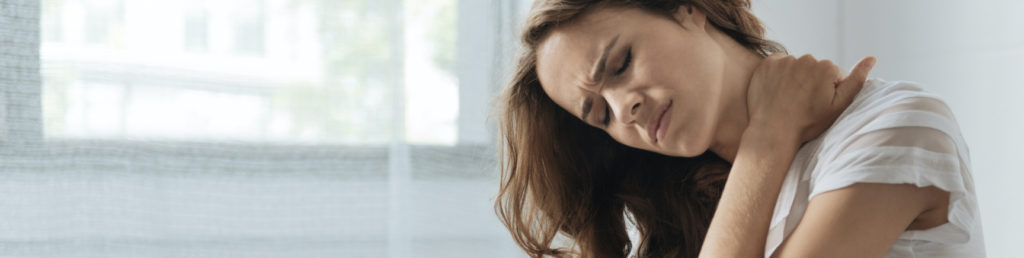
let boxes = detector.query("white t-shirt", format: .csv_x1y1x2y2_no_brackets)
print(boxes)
764,78,986,257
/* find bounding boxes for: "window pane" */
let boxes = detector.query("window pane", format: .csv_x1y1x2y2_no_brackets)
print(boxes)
41,0,458,145
405,0,458,144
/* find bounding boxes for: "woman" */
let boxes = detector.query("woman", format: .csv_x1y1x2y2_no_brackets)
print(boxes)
494,0,984,257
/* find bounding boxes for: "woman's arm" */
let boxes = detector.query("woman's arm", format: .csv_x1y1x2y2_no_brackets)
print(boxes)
699,55,877,257
770,183,948,257
699,127,800,257
708,137,945,258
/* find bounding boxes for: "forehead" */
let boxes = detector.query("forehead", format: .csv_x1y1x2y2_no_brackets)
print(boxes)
535,7,630,115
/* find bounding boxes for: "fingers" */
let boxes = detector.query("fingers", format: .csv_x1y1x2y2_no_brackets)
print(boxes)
821,59,843,84
833,56,878,107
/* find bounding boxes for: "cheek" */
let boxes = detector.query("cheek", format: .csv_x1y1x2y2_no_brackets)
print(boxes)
607,127,645,150
661,35,725,86
645,51,722,97
657,84,721,157
667,107,717,157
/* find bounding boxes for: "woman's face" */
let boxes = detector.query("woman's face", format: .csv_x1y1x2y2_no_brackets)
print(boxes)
536,5,728,157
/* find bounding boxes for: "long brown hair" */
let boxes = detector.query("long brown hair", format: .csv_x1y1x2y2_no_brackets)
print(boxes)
495,0,783,257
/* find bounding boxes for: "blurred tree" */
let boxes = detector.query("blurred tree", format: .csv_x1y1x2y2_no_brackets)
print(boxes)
275,0,402,143
422,0,457,75
274,0,457,144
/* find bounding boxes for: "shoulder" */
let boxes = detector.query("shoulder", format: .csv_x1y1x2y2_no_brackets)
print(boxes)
775,79,983,257
838,78,958,133
770,80,971,257
809,78,970,199
768,79,980,257
820,78,965,159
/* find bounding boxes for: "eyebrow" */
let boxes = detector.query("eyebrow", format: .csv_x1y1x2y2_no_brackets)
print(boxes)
581,34,620,121
588,34,620,87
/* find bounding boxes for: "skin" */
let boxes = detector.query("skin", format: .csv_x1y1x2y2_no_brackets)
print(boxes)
536,5,950,257
535,4,753,158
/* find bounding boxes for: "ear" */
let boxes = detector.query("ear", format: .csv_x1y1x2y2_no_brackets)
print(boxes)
672,5,708,31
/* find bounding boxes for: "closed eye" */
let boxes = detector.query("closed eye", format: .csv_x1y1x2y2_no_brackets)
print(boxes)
614,47,632,75
602,103,611,126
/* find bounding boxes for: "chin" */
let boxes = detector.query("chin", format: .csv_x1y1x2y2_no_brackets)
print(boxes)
658,143,703,158
676,148,705,158
662,133,710,158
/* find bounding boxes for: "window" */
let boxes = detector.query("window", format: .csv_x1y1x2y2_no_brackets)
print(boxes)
11,0,531,256
41,0,462,145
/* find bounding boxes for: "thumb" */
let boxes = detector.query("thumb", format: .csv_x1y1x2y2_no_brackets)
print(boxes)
833,56,877,107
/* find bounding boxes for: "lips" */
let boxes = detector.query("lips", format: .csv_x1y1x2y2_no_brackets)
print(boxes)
647,100,673,144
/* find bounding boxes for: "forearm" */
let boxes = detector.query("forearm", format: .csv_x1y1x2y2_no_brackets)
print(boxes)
699,128,801,258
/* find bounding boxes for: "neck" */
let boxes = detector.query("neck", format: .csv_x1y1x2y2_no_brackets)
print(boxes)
707,29,763,163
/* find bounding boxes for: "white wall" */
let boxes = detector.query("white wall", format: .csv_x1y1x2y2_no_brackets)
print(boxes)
754,0,842,59
755,1,1024,256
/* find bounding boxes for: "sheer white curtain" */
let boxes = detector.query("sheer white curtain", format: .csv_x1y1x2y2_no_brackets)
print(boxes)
1,0,530,257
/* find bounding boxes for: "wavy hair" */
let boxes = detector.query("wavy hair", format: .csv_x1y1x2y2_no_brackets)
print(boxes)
495,0,783,257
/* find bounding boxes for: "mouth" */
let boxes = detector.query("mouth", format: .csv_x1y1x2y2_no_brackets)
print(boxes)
647,100,673,145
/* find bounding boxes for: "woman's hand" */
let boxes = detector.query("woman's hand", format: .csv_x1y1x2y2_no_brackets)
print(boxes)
698,54,877,258
747,54,877,144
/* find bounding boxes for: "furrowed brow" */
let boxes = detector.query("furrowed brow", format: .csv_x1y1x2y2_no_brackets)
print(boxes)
588,34,620,85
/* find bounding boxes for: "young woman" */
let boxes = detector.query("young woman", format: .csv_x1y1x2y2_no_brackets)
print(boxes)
494,0,985,257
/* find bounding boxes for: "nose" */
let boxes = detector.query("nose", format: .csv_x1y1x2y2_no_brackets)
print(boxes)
604,89,643,125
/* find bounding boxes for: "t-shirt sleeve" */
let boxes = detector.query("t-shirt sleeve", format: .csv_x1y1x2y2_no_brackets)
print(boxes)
809,96,975,244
